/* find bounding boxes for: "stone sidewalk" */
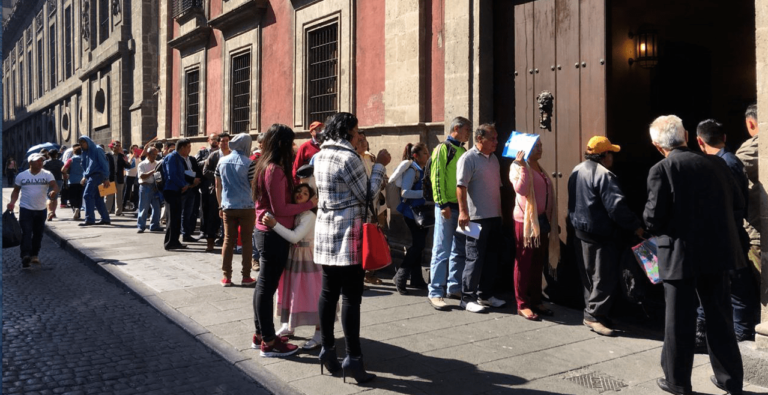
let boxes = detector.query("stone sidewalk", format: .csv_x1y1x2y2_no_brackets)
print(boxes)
5,188,768,395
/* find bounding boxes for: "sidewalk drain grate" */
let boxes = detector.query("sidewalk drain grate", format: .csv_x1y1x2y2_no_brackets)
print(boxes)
563,370,627,393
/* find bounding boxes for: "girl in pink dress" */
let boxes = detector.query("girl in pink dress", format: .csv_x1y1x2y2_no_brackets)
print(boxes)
262,183,322,349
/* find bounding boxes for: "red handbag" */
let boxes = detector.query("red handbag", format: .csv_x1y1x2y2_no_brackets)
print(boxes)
361,177,392,271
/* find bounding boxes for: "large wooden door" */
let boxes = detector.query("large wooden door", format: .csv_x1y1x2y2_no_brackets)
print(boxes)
513,0,606,242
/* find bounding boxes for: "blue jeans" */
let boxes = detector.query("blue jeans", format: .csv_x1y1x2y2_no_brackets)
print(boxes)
428,205,466,298
137,184,161,231
252,228,261,261
83,173,110,223
697,267,760,340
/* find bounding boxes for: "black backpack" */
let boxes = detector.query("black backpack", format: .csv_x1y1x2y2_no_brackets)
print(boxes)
422,142,457,202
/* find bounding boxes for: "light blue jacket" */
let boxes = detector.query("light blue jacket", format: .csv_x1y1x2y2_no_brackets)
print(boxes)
217,134,254,210
78,136,109,179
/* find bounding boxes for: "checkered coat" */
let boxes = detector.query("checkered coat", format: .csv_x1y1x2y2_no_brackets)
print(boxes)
313,139,387,266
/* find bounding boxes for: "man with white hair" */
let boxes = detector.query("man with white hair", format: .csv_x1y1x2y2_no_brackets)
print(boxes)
6,153,59,269
644,115,744,395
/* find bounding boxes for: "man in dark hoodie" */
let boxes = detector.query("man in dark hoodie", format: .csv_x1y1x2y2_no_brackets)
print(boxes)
77,136,111,226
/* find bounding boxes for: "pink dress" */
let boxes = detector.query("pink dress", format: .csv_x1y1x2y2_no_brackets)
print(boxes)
273,211,322,328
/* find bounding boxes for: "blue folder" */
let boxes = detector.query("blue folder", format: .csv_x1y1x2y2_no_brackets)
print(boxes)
502,131,540,160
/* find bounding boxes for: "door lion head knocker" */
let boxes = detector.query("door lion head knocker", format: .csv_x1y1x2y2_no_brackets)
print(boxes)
537,90,554,131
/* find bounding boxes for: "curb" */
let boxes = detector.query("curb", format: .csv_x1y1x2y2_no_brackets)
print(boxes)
43,225,304,395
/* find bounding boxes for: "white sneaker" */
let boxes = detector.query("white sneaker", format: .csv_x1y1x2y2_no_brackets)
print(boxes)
462,300,488,313
478,296,506,308
275,324,294,337
303,331,322,350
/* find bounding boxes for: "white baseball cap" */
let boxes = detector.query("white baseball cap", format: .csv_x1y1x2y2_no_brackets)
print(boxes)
28,153,45,162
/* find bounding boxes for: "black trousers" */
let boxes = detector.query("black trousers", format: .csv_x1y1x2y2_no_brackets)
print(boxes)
19,207,46,259
574,237,619,321
662,273,743,393
462,217,502,302
162,190,183,249
200,189,220,239
253,230,290,342
68,184,84,212
123,176,137,209
319,264,365,356
395,216,429,287
180,191,197,236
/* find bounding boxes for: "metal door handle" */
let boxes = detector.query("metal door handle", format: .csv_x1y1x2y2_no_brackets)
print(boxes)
552,172,557,177
558,172,563,178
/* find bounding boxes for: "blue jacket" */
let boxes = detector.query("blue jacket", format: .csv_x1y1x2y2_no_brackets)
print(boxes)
162,150,189,192
67,155,84,185
78,136,109,179
217,133,254,210
397,163,426,220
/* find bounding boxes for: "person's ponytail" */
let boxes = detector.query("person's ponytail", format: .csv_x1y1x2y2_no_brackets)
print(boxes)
402,143,415,161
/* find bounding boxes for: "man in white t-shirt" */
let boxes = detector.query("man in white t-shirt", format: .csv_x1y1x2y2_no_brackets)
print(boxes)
6,153,59,269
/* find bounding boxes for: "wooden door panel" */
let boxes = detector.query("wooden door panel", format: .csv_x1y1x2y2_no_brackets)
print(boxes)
533,0,557,175
555,0,581,238
579,0,607,141
514,2,535,134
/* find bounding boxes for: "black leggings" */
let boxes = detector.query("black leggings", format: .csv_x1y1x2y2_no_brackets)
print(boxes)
253,230,290,342
395,216,429,287
319,264,365,356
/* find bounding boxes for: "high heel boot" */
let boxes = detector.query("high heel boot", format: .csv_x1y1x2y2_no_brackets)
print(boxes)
319,347,341,375
341,355,376,384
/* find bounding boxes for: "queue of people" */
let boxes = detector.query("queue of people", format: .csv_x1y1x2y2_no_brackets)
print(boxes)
6,105,761,394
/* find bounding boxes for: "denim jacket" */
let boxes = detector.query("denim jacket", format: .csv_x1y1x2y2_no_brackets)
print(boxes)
216,134,254,210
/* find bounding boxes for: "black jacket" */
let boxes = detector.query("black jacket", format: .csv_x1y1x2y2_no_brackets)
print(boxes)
643,147,746,280
567,159,642,239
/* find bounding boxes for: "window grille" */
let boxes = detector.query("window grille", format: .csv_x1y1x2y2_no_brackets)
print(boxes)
37,40,43,98
172,0,204,19
307,23,338,126
65,6,72,79
230,52,251,134
186,69,200,136
99,0,109,44
49,24,57,89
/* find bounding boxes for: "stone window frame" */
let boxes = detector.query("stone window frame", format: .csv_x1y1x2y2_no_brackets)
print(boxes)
293,0,355,129
179,49,207,138
222,29,260,133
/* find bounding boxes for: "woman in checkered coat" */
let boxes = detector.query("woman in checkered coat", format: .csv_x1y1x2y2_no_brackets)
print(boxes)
314,113,391,383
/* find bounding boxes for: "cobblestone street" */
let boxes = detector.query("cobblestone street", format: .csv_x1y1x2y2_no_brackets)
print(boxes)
2,236,269,395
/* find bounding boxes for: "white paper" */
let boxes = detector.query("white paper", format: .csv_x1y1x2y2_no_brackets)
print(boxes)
456,222,482,239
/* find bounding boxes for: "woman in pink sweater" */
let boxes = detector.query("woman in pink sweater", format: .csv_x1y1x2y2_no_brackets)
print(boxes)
509,140,556,321
251,124,317,358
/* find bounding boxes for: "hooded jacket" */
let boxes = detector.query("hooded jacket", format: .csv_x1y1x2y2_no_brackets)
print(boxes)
78,136,109,179
216,133,254,210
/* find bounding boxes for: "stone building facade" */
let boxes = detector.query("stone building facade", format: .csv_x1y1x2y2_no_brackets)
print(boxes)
1,0,158,162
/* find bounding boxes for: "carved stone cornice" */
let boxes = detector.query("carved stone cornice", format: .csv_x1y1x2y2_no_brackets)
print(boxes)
208,0,267,35
168,25,212,52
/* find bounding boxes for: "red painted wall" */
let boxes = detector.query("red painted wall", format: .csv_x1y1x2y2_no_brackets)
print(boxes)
355,0,386,127
430,0,445,122
171,21,181,137
210,0,223,19
260,1,294,128
206,30,223,136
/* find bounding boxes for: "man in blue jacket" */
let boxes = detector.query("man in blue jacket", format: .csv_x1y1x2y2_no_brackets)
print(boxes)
77,136,111,226
163,138,192,250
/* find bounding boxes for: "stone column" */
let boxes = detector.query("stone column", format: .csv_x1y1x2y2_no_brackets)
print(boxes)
129,0,159,146
756,0,768,350
157,0,171,139
384,0,426,124
443,0,493,132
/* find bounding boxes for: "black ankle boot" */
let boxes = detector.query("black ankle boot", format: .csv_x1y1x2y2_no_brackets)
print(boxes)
342,355,376,384
319,347,341,375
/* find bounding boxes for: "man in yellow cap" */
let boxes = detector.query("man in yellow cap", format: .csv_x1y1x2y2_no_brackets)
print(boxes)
567,136,644,337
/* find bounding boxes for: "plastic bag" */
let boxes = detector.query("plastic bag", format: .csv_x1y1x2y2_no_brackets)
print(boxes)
631,237,661,284
3,210,23,249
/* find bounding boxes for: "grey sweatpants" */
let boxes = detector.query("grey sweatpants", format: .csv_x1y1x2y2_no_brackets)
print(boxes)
574,237,619,322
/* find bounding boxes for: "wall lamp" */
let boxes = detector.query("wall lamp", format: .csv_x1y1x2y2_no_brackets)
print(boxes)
628,28,659,68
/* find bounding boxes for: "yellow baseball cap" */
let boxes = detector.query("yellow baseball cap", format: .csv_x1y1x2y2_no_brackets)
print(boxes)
586,136,621,154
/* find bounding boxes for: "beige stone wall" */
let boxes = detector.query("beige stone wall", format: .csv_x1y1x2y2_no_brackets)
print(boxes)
384,0,423,124
755,0,768,350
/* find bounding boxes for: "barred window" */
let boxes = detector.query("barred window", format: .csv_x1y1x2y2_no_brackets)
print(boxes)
172,0,204,19
99,0,109,44
186,69,200,136
64,6,73,79
49,24,57,89
230,52,251,134
37,40,43,98
306,23,338,127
